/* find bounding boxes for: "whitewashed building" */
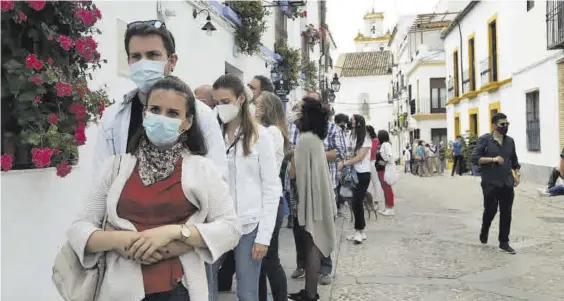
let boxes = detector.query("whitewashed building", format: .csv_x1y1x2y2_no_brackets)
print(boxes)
1,1,335,300
442,0,564,183
334,10,393,134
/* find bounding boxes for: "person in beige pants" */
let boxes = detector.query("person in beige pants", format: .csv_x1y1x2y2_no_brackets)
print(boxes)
428,142,440,175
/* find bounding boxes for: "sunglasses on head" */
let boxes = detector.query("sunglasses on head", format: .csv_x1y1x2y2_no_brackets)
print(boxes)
127,20,166,29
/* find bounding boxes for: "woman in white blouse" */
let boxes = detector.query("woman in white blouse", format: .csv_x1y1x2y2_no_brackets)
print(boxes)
211,74,281,301
376,130,396,216
254,91,289,301
338,114,372,244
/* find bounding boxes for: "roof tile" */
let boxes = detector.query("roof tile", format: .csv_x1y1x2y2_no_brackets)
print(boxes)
337,51,392,77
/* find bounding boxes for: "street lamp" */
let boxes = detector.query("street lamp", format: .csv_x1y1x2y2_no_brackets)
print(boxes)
193,8,216,36
330,73,341,92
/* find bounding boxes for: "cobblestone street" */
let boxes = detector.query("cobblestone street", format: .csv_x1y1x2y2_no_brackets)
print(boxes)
219,172,564,301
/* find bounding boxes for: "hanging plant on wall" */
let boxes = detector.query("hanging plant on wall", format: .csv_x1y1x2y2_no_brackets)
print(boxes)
275,43,300,88
1,1,110,177
289,6,301,20
301,24,326,52
300,59,317,92
226,1,269,56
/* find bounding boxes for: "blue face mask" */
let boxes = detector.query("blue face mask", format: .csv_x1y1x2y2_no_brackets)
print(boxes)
142,112,183,147
130,59,166,93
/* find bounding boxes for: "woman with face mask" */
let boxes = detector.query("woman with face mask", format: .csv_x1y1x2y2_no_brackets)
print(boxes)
254,91,289,301
65,76,241,301
210,74,281,301
338,114,372,244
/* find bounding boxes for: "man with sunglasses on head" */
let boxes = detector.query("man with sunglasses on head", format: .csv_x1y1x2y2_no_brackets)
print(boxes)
471,113,520,254
94,20,226,177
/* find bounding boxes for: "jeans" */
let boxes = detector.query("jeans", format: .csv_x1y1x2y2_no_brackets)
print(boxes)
258,199,287,301
142,284,190,301
207,227,262,301
292,215,333,275
548,185,564,196
439,158,445,173
481,184,514,243
352,172,371,230
548,167,561,188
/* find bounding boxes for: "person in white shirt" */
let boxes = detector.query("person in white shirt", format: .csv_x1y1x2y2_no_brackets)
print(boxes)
338,114,371,244
94,21,227,180
253,91,289,301
209,74,281,301
376,130,396,216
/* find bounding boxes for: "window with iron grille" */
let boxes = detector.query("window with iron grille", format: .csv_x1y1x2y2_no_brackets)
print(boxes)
527,0,534,11
526,90,541,151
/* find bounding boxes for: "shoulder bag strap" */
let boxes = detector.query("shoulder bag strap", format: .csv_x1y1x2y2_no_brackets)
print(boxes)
102,155,121,230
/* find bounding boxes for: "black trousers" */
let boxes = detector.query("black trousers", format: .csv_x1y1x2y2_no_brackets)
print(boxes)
216,250,235,291
352,172,371,230
548,167,561,188
451,155,463,176
142,284,190,301
258,199,287,301
481,184,515,243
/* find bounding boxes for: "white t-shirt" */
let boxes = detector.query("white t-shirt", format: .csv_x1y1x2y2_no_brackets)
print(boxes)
349,135,372,173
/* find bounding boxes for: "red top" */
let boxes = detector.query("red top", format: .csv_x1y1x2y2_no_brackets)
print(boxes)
370,138,380,161
117,159,195,294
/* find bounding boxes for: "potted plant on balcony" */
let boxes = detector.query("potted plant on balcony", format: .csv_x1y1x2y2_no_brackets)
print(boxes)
275,43,300,88
226,0,269,56
1,1,110,177
299,59,317,92
301,24,325,52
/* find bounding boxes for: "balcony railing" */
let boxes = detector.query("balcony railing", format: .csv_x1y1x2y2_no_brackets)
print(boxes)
462,69,470,94
447,78,454,100
480,56,498,87
547,1,564,50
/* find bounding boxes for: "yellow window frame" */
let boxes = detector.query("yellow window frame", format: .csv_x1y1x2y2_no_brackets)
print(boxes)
488,101,500,132
468,108,480,136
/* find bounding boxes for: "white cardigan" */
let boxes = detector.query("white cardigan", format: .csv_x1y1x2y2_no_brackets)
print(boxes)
67,154,241,301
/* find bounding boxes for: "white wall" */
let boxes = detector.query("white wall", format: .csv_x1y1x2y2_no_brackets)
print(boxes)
333,75,393,133
0,1,280,300
443,1,562,169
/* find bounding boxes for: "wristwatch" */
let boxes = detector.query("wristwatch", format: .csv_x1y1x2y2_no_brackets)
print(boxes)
180,225,192,241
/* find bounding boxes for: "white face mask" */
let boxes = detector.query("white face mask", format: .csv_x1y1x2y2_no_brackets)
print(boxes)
130,59,166,93
216,103,240,124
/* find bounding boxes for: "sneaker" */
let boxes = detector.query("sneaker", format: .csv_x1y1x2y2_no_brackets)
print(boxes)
537,188,550,197
360,231,367,241
346,231,363,241
353,231,364,244
381,208,395,216
318,274,332,285
499,243,516,254
291,268,305,279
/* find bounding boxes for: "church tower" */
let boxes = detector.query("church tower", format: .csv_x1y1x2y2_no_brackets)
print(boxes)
354,9,391,52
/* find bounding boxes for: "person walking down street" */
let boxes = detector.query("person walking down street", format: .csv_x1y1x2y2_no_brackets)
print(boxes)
415,141,427,177
66,76,241,301
209,74,281,301
537,148,564,197
339,114,371,244
366,125,381,206
471,113,520,254
376,130,395,216
288,99,337,301
286,92,345,285
403,145,411,174
438,141,446,174
451,136,463,176
428,142,439,175
254,91,290,301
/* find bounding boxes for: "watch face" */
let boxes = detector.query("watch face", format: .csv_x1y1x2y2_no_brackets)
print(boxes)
181,226,191,238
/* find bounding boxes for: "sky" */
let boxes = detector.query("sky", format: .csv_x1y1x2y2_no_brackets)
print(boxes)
326,0,440,54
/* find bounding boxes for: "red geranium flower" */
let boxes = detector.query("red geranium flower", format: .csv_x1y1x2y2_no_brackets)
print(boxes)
76,36,97,61
15,12,27,24
34,96,41,103
1,153,14,172
25,0,46,11
75,9,98,25
74,123,87,145
56,35,73,51
56,82,73,97
30,74,44,86
70,103,87,121
99,100,106,117
31,147,53,168
1,0,14,12
56,161,72,177
47,113,58,125
94,8,102,19
47,58,53,65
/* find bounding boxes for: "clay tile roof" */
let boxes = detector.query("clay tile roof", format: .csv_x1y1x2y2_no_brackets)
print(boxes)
337,51,392,77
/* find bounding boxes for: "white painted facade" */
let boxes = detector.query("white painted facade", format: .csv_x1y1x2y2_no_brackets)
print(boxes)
0,1,327,300
443,1,563,183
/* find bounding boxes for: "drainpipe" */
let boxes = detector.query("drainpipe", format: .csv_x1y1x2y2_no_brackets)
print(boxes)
456,19,464,94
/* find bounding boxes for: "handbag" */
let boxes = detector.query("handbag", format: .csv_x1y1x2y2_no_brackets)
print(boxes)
52,155,122,301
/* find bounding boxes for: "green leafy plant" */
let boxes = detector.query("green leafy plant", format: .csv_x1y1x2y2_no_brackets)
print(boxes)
1,0,110,176
227,1,269,56
275,43,300,88
462,130,478,173
300,59,317,92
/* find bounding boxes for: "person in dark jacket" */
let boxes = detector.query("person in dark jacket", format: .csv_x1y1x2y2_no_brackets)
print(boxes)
471,113,520,254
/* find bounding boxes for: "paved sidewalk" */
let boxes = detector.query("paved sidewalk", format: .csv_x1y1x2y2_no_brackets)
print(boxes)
219,173,564,301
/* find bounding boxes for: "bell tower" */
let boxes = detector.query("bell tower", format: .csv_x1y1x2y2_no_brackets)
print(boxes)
354,9,390,52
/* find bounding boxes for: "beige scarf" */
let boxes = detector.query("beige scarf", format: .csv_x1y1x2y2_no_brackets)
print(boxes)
135,137,182,186
294,132,337,257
